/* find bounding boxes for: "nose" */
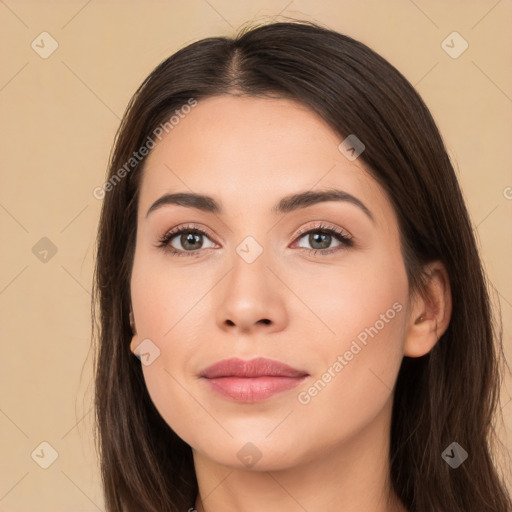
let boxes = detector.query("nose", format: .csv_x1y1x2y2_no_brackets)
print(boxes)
215,247,287,335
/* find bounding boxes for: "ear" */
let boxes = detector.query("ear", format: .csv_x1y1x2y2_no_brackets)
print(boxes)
404,260,452,358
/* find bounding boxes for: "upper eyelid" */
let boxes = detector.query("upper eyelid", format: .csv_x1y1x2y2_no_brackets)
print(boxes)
163,223,217,243
294,223,352,239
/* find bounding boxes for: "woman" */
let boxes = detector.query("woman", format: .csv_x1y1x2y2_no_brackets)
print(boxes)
92,20,511,512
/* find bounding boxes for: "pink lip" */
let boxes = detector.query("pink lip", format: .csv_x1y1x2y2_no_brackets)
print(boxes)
199,357,309,403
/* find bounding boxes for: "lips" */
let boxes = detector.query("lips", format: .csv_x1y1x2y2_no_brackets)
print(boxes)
199,357,309,402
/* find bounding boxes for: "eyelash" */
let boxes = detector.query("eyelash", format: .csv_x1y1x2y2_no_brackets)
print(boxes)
156,222,353,258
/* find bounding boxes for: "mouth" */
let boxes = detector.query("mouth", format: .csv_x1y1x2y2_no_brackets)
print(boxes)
199,357,309,403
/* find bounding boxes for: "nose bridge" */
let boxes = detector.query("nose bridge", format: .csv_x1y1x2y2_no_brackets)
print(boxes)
225,206,273,273
229,231,271,297
214,229,286,333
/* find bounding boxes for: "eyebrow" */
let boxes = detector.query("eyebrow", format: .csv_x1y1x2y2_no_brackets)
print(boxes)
145,188,374,223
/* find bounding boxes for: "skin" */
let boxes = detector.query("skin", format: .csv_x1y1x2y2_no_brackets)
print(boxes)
129,95,452,512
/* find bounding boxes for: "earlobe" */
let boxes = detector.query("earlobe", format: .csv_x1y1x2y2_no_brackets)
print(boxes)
404,261,452,358
129,310,139,354
130,337,140,357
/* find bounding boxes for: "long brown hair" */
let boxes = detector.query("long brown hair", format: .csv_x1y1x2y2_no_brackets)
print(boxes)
92,20,511,511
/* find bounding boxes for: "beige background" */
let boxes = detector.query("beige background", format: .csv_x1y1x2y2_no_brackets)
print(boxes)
0,1,511,510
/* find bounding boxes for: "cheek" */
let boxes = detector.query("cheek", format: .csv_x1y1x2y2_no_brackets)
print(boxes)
130,252,209,338
140,360,198,433
286,245,408,349
293,251,408,421
130,257,210,439
293,295,407,455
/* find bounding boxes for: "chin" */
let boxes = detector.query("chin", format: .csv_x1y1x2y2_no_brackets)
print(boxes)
192,435,308,472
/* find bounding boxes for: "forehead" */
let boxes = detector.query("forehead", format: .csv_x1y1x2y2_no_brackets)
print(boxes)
137,95,394,229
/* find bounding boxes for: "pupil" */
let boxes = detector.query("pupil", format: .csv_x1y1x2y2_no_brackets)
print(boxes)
183,233,201,250
310,232,330,249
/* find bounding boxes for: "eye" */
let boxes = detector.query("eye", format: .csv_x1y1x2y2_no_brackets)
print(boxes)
291,223,353,256
156,224,216,257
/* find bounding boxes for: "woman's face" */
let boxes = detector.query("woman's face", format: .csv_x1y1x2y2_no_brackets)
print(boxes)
130,95,413,470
